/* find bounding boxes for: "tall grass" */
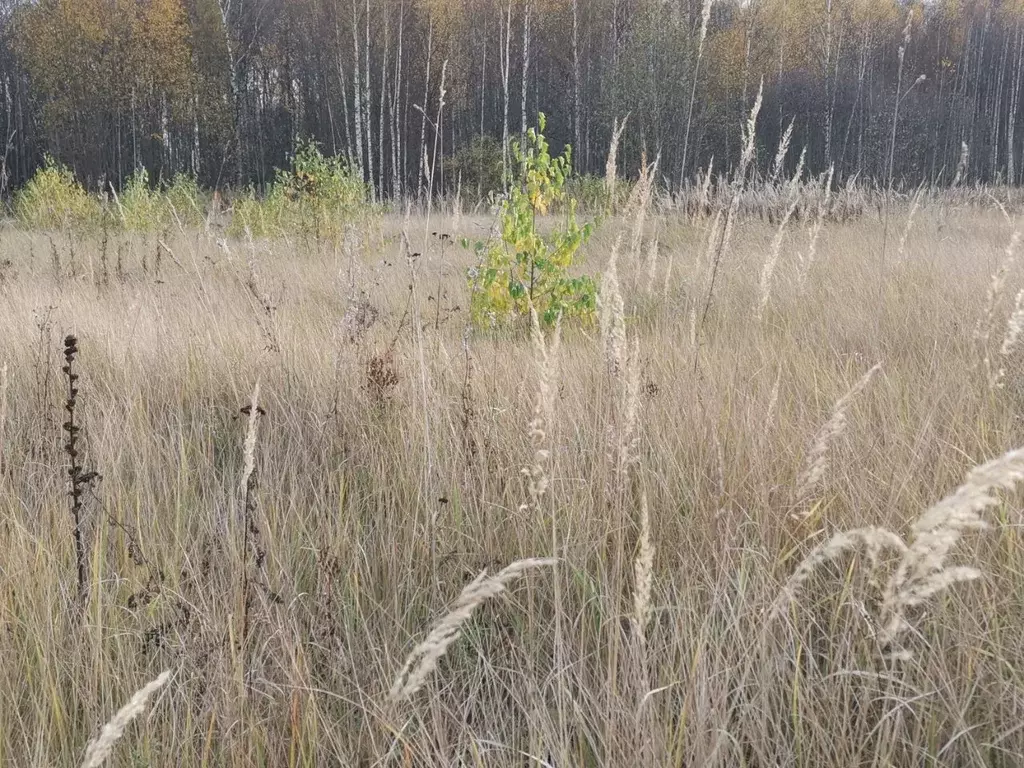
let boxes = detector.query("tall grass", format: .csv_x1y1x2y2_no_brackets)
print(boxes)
1,189,1024,764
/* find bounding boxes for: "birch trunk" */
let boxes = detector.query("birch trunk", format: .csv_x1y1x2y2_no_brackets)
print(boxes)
521,0,531,142
364,0,375,199
391,0,404,198
378,6,389,198
350,0,365,180
500,1,512,188
1008,24,1023,183
572,0,581,171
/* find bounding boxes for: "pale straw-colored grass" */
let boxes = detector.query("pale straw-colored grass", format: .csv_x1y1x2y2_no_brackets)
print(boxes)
978,228,1022,386
769,119,795,186
523,307,560,513
797,164,834,292
631,491,655,644
4,193,1024,765
598,235,627,374
878,447,1024,651
604,114,630,202
792,363,882,518
895,183,925,265
627,152,659,282
389,558,557,702
758,147,806,317
0,361,6,464
996,287,1024,387
779,447,1024,659
81,671,171,768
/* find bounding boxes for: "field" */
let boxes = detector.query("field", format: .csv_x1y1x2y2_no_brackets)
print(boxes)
2,199,1024,766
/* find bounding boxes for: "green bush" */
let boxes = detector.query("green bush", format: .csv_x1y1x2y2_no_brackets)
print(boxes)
466,114,597,327
118,168,163,232
231,190,275,238
445,135,504,202
231,140,366,239
565,173,631,216
116,169,206,232
162,173,206,227
14,156,101,230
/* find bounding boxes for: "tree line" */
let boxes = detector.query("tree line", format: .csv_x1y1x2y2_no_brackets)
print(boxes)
0,0,1021,199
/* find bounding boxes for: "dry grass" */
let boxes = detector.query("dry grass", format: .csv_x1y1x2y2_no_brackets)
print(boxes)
2,199,1024,766
81,670,171,768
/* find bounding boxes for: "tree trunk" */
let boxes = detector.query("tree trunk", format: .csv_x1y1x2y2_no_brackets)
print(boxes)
1009,23,1023,183
992,23,1010,179
364,0,374,200
521,0,531,142
378,5,389,198
337,29,355,170
823,0,833,166
351,0,365,180
217,0,244,186
500,1,511,187
391,0,404,198
572,0,581,170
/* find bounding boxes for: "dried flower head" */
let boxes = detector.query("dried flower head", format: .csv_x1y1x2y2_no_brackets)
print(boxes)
777,447,1024,660
978,229,1022,385
793,363,882,516
390,558,557,701
995,287,1024,388
598,236,627,375
523,307,561,512
81,671,171,768
604,114,631,202
632,491,655,643
879,447,1024,650
758,147,806,317
769,119,795,186
773,526,909,619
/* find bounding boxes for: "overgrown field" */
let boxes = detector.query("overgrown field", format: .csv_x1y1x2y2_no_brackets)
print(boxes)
2,200,1024,766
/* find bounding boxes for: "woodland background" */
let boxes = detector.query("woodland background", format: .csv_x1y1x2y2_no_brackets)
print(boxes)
0,0,1021,198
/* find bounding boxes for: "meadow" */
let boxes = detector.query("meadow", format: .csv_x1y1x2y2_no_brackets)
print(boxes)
2,184,1024,767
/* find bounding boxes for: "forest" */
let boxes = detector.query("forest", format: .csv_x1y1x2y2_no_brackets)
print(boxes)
1,0,1022,199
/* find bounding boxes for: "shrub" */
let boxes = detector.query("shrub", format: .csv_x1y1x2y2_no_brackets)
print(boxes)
230,140,366,239
467,114,597,327
162,173,205,228
14,156,100,230
117,168,163,232
566,173,634,216
445,135,504,202
116,169,206,232
231,189,275,238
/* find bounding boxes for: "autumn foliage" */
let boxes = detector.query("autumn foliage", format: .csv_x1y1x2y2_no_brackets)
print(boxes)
3,0,1024,195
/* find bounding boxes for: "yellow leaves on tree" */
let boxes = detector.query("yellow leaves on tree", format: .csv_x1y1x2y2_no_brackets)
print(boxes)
138,0,195,118
14,0,195,147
